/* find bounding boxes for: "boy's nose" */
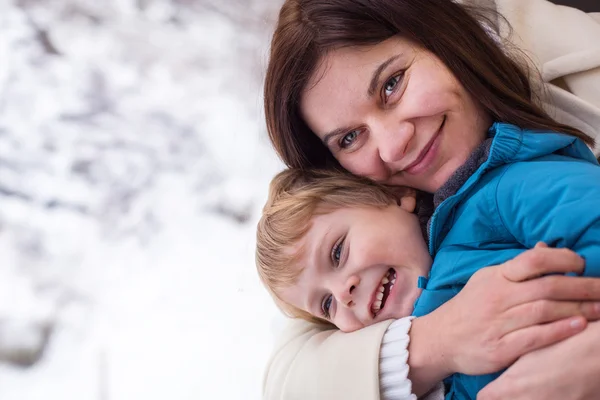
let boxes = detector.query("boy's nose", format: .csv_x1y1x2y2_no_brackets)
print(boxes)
335,275,360,308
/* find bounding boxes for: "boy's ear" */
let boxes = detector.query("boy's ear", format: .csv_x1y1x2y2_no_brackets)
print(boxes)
397,188,417,213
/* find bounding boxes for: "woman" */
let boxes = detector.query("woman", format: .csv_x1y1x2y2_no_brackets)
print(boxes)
262,0,600,399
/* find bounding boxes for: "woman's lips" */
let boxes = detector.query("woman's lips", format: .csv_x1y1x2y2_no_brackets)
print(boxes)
403,118,445,175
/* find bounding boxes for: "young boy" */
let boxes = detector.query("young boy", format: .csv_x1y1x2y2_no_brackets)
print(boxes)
256,122,600,400
256,168,431,331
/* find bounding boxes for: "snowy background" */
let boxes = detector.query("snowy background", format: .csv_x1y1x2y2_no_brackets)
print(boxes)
0,1,285,399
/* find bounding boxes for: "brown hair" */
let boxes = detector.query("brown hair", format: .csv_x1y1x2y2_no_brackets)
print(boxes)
255,168,405,325
264,0,594,170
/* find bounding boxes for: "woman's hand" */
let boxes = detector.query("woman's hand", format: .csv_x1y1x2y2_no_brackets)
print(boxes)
408,244,600,396
478,320,600,400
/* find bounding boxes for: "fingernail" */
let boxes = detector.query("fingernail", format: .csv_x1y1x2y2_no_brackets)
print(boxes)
594,302,600,313
571,318,584,329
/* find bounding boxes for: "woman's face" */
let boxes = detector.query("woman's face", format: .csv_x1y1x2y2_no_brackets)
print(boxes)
300,37,492,193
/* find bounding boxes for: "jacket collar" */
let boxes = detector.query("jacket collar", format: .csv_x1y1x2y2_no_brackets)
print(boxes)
427,122,597,255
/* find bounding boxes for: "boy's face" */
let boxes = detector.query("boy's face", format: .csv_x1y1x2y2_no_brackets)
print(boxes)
279,203,432,332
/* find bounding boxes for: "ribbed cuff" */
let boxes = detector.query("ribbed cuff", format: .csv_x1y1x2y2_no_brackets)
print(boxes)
379,317,417,400
379,317,445,400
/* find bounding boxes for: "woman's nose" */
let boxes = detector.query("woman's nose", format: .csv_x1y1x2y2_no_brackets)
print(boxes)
375,122,414,164
334,275,361,308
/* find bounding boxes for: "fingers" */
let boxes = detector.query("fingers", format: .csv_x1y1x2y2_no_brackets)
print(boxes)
498,316,587,364
502,300,600,333
478,383,512,400
520,275,600,302
478,380,519,400
501,245,585,282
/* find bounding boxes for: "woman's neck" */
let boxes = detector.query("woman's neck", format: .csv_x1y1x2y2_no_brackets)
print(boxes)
433,138,493,208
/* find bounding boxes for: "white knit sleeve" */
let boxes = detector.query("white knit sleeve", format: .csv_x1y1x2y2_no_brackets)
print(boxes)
379,317,445,400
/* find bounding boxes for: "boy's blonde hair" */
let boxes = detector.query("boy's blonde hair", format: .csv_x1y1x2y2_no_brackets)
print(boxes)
256,168,408,325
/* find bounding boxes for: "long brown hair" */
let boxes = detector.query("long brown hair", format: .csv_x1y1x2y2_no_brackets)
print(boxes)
264,0,594,170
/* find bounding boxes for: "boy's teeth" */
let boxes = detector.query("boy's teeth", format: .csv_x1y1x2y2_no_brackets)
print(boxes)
373,270,398,316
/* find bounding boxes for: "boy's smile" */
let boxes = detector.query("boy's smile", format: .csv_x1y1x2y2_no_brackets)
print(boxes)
279,202,432,332
371,268,396,317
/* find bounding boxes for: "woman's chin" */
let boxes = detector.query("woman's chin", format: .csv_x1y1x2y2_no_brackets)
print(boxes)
428,158,466,192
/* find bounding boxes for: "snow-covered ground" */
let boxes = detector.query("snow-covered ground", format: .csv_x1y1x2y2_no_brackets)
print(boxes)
0,1,285,399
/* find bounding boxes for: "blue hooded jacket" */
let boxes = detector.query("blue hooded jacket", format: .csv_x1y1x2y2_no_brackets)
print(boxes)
411,123,600,399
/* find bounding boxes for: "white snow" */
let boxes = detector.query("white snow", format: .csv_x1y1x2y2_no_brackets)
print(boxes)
0,0,286,399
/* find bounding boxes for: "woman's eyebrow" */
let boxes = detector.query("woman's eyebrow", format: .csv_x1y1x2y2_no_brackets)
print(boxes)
368,54,400,96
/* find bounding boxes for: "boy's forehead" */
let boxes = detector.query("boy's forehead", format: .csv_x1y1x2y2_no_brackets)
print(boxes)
278,252,323,313
286,217,329,276
275,213,326,288
297,212,330,255
295,213,341,270
282,235,310,274
277,272,312,312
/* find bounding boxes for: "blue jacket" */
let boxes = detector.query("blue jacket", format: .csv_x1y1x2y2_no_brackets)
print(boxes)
411,123,600,399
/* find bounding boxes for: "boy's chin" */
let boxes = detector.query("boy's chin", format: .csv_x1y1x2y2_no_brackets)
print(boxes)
385,294,421,320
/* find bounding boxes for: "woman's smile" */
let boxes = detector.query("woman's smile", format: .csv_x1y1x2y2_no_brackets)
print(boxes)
402,116,445,175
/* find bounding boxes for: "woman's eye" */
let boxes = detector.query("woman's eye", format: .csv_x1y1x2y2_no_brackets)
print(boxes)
339,130,359,149
321,295,333,319
383,74,402,100
331,239,344,265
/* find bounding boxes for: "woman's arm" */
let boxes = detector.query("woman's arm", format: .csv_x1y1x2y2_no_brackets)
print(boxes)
407,243,600,396
263,318,393,400
262,245,600,400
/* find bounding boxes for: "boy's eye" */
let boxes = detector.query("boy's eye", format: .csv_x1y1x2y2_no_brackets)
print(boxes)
321,295,333,319
331,239,344,265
